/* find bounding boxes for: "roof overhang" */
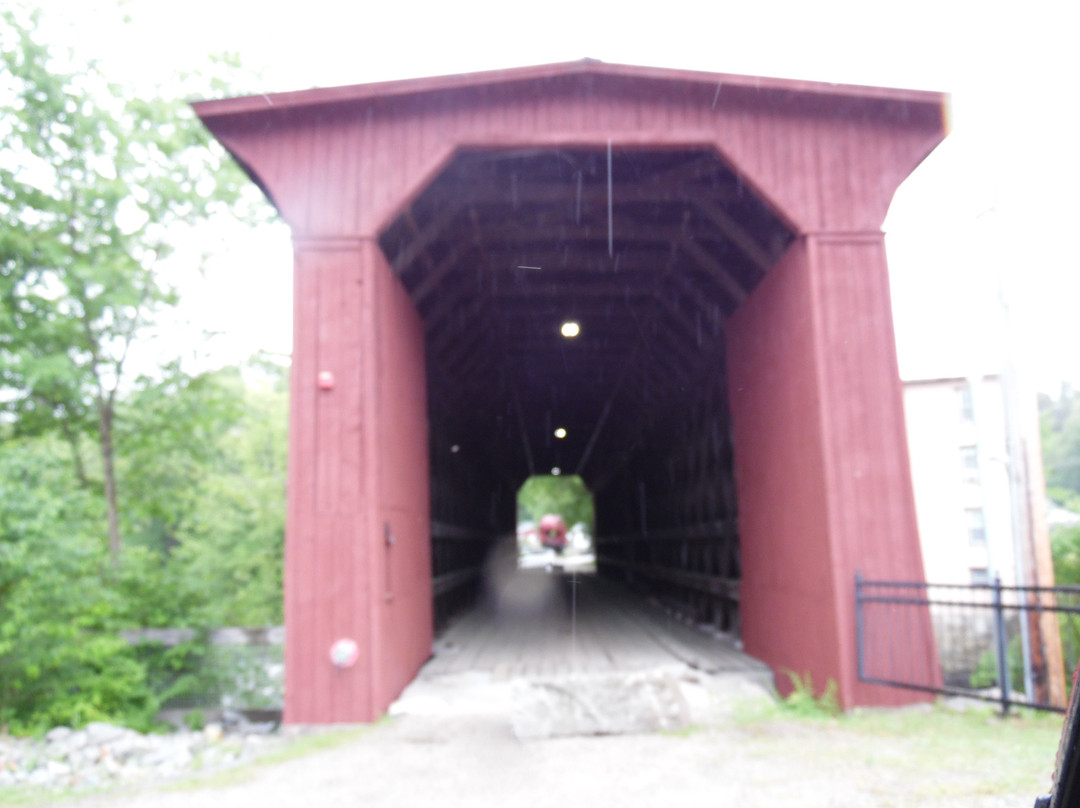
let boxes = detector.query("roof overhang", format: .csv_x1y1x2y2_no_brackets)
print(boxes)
193,58,947,124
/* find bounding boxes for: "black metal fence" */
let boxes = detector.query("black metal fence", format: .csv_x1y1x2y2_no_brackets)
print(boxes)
856,573,1080,714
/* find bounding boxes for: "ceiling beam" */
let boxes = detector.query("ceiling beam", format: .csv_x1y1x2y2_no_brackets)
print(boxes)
389,201,465,272
415,174,740,212
680,239,748,307
411,244,466,306
422,276,482,338
692,197,774,273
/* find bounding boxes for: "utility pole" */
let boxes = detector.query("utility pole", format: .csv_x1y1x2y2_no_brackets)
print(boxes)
991,215,1066,708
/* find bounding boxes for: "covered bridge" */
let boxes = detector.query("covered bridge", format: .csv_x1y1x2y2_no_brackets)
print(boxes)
193,60,946,723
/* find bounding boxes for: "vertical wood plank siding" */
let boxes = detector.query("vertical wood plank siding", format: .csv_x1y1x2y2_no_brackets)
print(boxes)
286,244,373,722
210,76,943,240
727,240,844,700
807,233,941,706
196,63,947,720
371,243,432,713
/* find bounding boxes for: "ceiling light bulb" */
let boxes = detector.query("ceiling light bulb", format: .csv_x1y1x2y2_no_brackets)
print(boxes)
560,321,580,338
554,428,567,439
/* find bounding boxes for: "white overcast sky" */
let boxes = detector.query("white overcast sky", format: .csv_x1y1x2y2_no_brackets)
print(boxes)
32,0,1080,393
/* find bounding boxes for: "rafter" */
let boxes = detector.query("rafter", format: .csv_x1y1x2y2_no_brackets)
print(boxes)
390,201,465,272
692,197,774,273
411,244,466,306
680,239,748,307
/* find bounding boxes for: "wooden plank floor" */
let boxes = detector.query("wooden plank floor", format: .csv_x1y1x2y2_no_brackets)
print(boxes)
423,570,771,680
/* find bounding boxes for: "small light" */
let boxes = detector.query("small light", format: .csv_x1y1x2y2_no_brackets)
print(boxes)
551,467,561,476
560,321,580,338
554,428,567,439
450,445,460,453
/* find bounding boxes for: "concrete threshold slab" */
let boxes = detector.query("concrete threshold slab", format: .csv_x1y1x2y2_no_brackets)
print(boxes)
391,664,776,741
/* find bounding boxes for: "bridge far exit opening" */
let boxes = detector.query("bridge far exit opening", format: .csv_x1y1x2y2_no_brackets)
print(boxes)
516,474,596,573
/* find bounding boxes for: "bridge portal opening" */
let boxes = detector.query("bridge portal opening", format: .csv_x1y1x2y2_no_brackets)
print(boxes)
379,146,795,640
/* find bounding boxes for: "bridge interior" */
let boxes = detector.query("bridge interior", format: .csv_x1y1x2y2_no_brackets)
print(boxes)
379,147,795,641
424,567,771,681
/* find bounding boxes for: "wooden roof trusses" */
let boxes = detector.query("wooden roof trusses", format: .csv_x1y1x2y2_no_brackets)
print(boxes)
377,146,793,484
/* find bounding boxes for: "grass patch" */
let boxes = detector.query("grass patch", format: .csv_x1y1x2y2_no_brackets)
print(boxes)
842,705,1062,794
660,724,705,739
732,698,1063,800
0,784,113,807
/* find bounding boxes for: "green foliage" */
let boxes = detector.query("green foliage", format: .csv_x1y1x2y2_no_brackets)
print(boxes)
0,436,159,734
183,709,205,732
1041,385,1080,499
778,670,841,717
1051,521,1080,587
0,8,285,735
170,365,287,627
969,634,1025,692
0,8,253,560
0,361,287,734
517,474,594,529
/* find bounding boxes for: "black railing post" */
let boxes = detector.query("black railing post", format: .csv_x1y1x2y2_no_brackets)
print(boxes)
992,575,1012,715
855,570,866,682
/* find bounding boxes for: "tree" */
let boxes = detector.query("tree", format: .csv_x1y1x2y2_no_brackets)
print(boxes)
517,474,594,529
0,434,160,733
0,9,248,562
170,361,288,626
1041,384,1080,503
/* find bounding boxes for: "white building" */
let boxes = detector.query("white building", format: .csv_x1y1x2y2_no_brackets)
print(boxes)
903,375,1020,587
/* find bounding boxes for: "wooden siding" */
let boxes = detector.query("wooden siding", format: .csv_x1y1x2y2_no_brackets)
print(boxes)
806,233,941,705
204,69,944,243
196,61,948,721
285,243,372,722
728,235,939,708
727,239,844,699
369,241,432,715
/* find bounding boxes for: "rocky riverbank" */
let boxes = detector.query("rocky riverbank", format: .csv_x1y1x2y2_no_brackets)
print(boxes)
0,717,287,791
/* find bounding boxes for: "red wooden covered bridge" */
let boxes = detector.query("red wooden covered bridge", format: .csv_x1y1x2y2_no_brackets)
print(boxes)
193,60,946,724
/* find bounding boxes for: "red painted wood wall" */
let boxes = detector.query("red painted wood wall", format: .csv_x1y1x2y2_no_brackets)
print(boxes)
195,61,947,721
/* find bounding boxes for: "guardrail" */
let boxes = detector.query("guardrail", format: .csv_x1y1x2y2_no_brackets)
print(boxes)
856,573,1080,714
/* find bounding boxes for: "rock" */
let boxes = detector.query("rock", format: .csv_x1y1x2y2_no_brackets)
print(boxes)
511,669,691,740
46,759,71,776
44,726,73,744
27,768,53,786
108,731,154,763
203,723,224,744
85,722,126,746
0,718,292,795
100,752,122,775
49,728,89,759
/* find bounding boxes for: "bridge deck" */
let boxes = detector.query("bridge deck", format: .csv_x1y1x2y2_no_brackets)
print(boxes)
422,570,770,680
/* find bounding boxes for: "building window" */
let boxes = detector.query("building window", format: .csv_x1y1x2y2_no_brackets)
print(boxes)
970,567,991,586
958,384,975,422
960,446,980,483
966,507,987,545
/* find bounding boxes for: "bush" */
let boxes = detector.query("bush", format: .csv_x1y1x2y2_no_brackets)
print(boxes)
970,634,1025,692
0,438,162,734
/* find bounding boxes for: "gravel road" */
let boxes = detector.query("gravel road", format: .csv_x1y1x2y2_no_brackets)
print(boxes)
47,667,1056,808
